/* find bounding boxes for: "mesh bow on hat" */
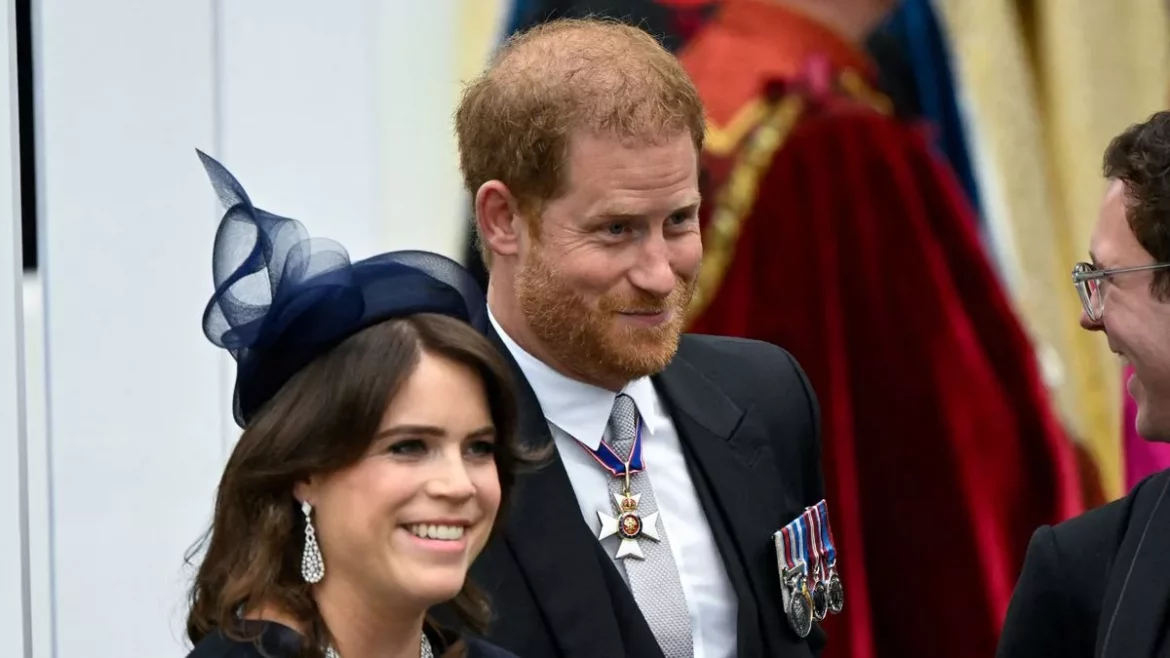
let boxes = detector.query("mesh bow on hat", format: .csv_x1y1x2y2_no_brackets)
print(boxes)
197,150,488,427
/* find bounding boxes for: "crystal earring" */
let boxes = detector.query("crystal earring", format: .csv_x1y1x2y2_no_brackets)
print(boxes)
301,501,325,583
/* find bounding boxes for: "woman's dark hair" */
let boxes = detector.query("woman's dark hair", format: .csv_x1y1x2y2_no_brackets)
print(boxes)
185,312,537,657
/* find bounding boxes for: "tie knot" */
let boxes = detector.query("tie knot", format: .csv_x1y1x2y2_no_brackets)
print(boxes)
607,394,639,456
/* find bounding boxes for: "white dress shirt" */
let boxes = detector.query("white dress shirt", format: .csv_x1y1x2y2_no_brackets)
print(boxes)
489,311,738,658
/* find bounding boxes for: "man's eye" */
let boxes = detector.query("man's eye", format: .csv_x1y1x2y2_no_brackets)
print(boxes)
606,223,626,235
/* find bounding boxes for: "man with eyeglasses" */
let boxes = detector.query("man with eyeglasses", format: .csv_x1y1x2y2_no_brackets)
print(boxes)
998,110,1170,658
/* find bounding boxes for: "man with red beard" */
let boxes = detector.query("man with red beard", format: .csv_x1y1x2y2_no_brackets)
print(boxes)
443,16,828,658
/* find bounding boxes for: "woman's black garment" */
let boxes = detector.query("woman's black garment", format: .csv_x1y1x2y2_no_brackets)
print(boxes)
186,620,520,658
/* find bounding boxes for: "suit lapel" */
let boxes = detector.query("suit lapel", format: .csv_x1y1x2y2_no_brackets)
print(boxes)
654,347,814,656
489,329,640,657
1098,472,1170,658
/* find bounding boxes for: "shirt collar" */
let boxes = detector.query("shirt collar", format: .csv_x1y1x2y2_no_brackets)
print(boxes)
488,308,662,450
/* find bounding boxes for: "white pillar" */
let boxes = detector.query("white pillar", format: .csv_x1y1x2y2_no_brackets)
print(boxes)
35,0,224,655
216,0,477,264
216,0,385,260
373,0,468,259
0,0,31,652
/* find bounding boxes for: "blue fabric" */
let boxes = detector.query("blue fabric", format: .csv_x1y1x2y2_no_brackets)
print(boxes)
504,0,530,35
198,151,488,427
874,0,982,217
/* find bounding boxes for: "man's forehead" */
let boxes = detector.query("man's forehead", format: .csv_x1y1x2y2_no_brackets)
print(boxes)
565,131,697,185
591,191,702,217
567,128,693,154
1090,179,1140,264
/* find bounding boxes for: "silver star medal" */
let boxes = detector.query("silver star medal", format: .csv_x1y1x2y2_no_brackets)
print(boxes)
597,491,661,559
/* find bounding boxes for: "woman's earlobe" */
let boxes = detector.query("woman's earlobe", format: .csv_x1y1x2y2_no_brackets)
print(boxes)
292,480,313,507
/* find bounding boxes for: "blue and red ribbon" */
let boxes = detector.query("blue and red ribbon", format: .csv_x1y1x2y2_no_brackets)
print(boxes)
802,508,824,582
577,419,645,477
815,500,837,568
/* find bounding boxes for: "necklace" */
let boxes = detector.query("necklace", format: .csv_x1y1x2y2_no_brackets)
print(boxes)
324,633,433,658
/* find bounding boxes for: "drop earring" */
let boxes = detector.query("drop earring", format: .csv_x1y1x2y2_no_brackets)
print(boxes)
301,501,325,583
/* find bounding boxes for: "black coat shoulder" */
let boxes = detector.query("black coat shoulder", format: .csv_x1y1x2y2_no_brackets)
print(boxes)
675,333,822,502
997,470,1167,657
465,636,523,658
676,334,817,416
676,333,801,374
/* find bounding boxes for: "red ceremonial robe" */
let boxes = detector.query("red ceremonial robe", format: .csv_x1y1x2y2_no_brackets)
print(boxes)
677,3,1085,657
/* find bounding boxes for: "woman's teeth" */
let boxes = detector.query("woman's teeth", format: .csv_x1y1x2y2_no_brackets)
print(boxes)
407,524,465,541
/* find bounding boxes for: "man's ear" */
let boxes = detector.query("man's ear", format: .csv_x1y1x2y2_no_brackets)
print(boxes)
475,181,523,259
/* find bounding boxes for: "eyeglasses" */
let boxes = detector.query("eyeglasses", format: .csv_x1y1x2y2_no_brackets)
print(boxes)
1071,261,1170,321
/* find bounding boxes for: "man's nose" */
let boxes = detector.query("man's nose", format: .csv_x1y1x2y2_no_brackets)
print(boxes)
1079,310,1104,332
630,237,676,298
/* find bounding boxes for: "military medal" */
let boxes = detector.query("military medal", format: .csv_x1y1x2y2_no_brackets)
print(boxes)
584,419,661,560
814,500,844,614
598,489,662,559
775,519,813,638
802,508,829,622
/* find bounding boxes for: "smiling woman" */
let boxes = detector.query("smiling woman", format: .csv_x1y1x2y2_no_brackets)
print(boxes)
183,153,538,658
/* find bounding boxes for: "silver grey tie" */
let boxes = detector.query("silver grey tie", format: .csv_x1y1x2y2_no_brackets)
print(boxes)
604,394,695,657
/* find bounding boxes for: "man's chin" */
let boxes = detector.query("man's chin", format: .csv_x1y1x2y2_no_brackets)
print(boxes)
1133,380,1170,442
603,334,682,378
1136,404,1170,443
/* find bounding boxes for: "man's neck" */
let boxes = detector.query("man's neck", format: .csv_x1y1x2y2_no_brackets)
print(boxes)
486,279,546,366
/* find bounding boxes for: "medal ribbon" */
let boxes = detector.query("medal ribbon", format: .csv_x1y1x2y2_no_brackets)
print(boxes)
779,526,797,572
802,508,823,582
792,514,808,576
576,418,645,477
815,500,837,569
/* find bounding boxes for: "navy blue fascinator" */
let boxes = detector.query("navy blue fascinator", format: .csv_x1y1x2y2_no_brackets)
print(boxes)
197,150,489,428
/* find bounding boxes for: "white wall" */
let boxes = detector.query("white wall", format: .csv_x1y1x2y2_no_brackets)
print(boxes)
35,0,224,655
0,0,31,654
215,1,481,265
373,0,468,257
22,2,493,657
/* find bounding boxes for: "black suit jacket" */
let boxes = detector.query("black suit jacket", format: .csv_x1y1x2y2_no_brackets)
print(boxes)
997,467,1170,658
447,331,826,658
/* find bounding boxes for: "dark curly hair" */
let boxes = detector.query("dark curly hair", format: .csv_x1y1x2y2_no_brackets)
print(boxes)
1102,110,1170,299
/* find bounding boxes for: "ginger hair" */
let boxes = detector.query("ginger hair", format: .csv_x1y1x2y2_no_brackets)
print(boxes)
454,17,706,267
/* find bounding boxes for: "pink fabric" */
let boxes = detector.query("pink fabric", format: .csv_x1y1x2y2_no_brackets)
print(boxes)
1123,364,1170,490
